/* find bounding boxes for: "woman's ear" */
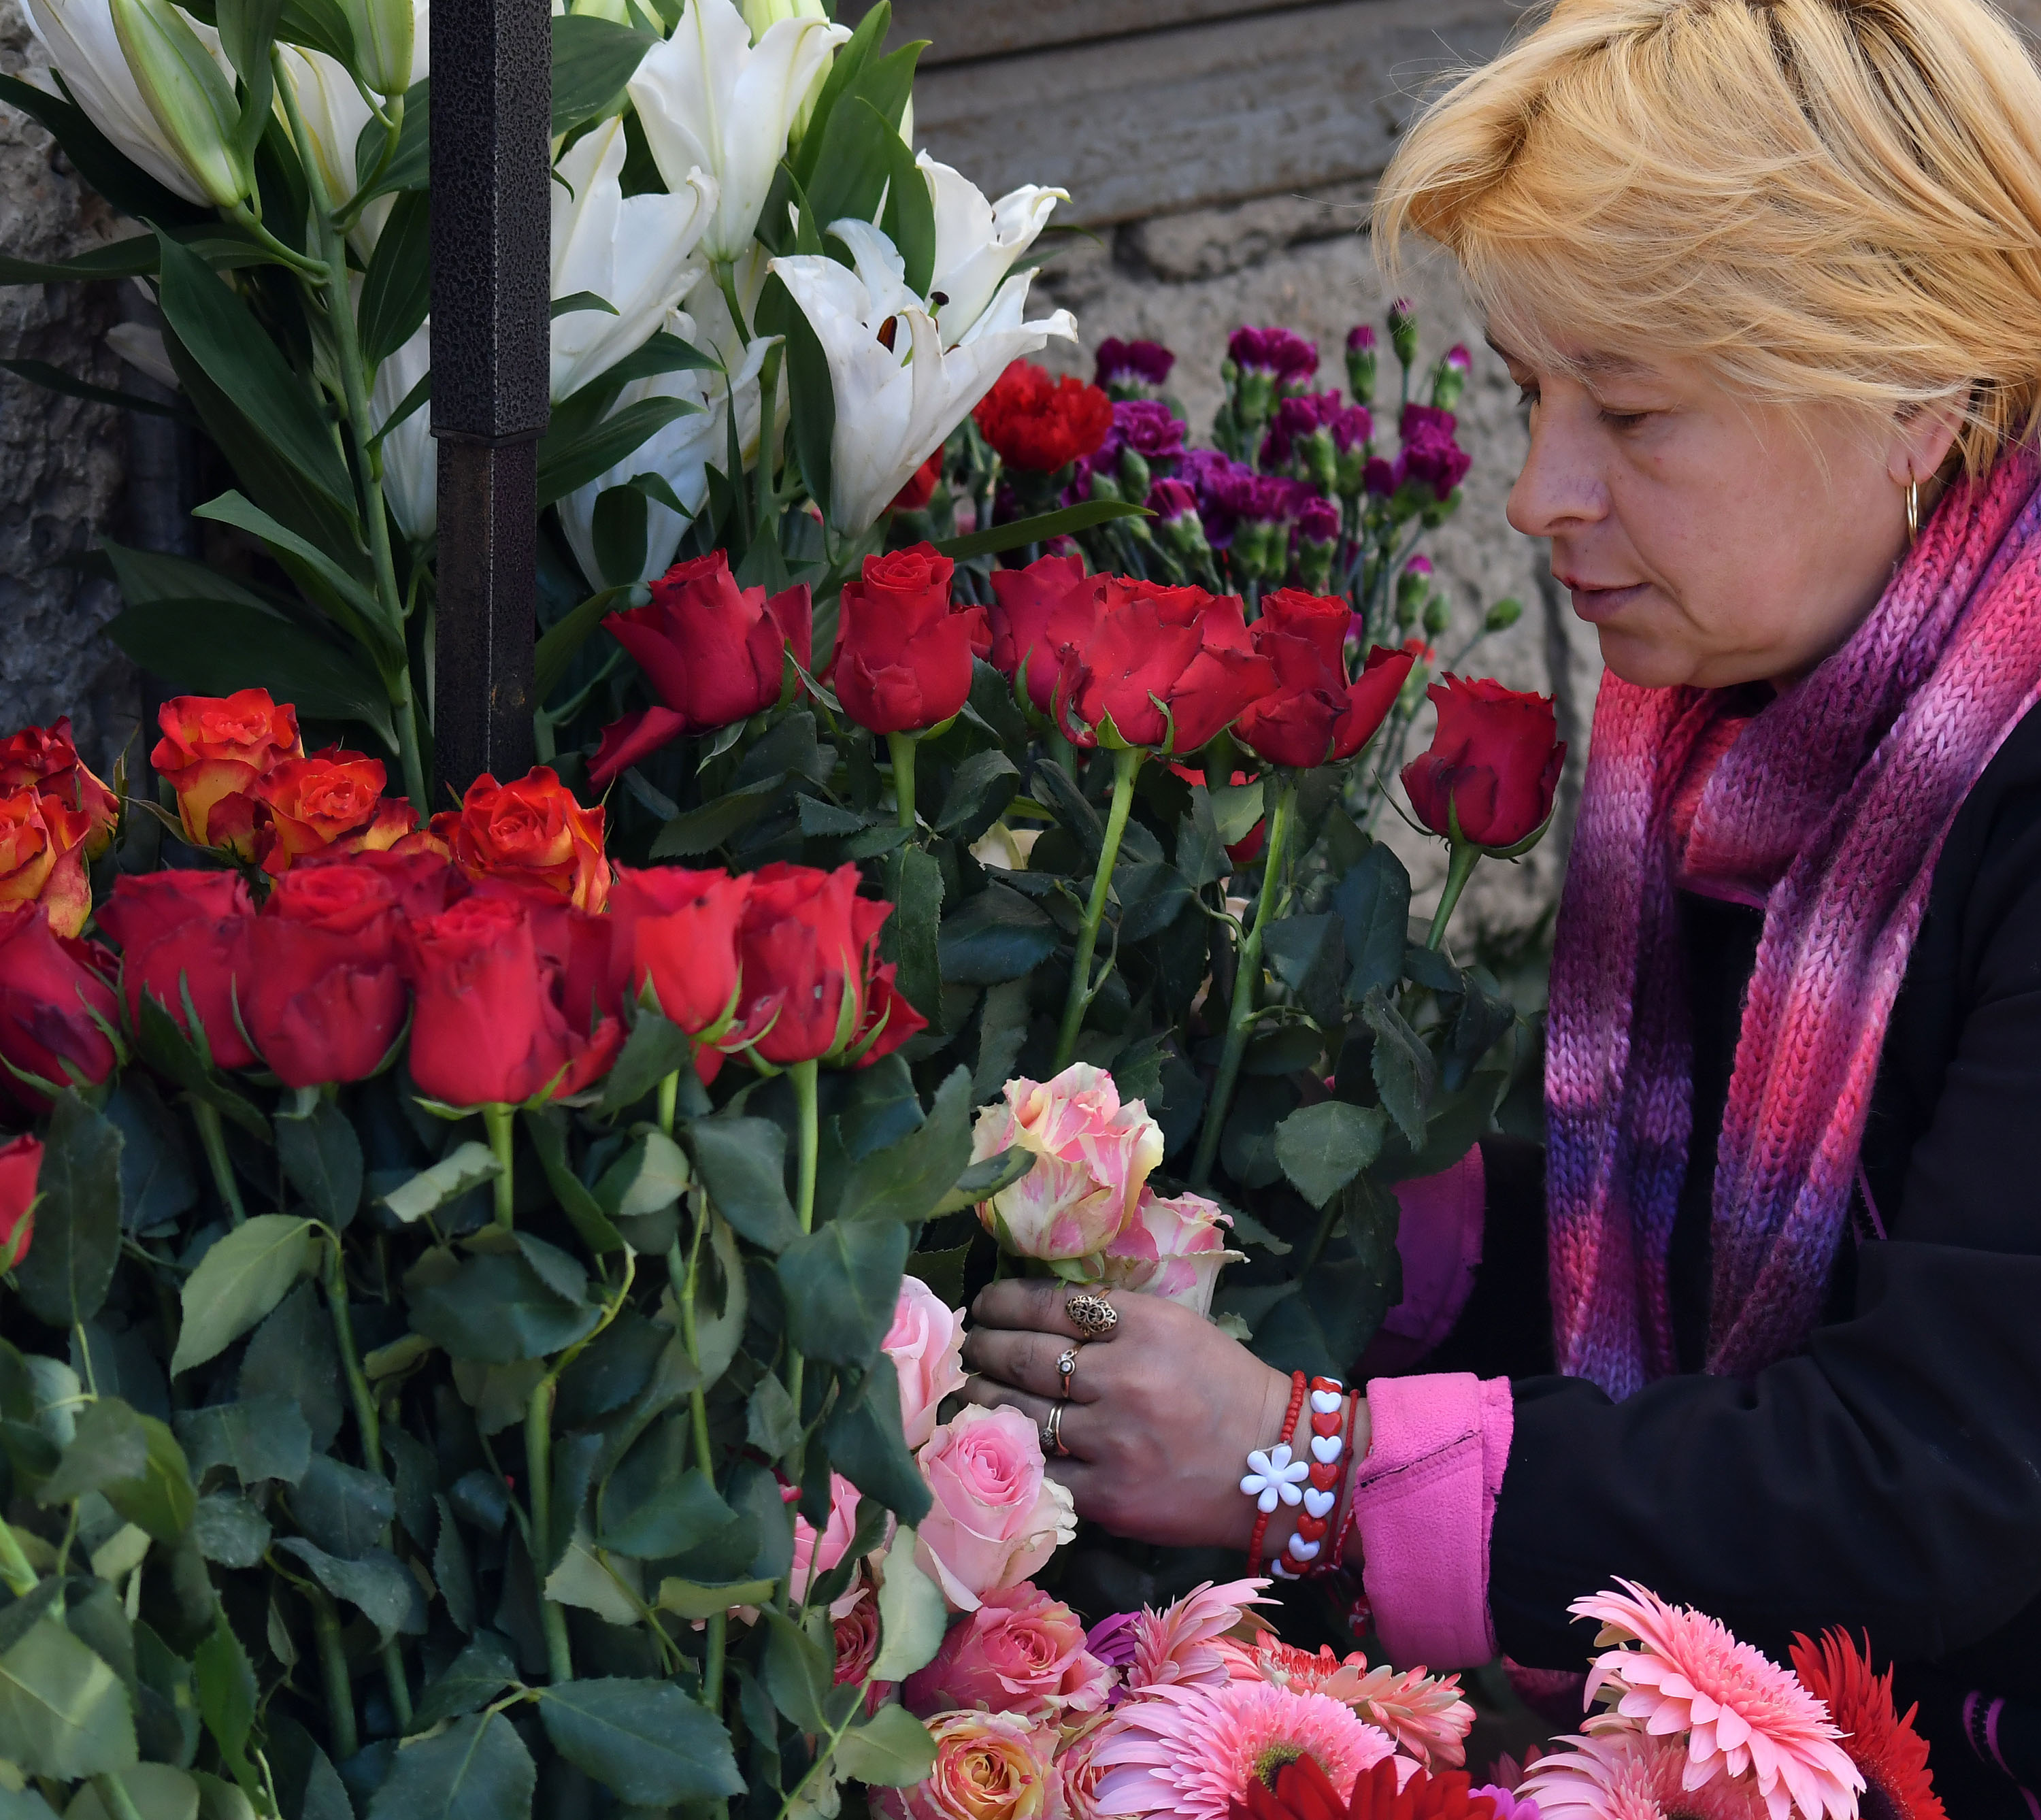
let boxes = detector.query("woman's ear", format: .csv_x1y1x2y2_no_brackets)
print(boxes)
1887,401,1964,489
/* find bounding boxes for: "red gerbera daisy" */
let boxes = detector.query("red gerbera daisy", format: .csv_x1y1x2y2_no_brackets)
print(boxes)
1789,1630,1947,1820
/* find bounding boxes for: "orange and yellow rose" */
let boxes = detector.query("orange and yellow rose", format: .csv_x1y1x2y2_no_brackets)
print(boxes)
431,767,611,912
151,689,302,857
255,748,394,873
0,718,118,857
0,789,94,938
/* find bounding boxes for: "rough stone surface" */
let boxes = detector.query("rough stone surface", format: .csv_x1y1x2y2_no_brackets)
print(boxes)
0,0,142,775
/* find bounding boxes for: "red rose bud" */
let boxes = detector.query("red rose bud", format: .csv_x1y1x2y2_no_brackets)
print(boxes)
0,718,118,857
244,861,409,1087
588,709,691,791
986,554,1102,716
0,1132,39,1269
596,552,813,783
0,904,120,1104
431,767,611,912
1401,674,1565,851
1235,592,1414,769
834,544,990,736
973,361,1114,473
608,865,750,1074
255,747,390,874
399,893,622,1107
0,789,93,940
1055,578,1276,756
891,450,945,513
151,689,302,857
97,870,256,1067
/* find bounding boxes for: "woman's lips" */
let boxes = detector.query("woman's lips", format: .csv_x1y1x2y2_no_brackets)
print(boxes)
1564,581,1647,624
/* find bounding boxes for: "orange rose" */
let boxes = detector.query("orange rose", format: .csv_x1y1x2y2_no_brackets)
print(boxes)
340,797,446,858
151,689,302,857
430,767,610,912
0,789,93,939
0,718,118,857
255,748,391,874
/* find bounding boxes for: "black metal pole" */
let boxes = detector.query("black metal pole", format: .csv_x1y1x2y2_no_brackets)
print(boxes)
430,0,550,801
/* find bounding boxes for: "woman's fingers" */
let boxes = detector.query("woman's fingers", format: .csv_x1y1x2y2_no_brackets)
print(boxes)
959,1325,1101,1402
969,1276,1133,1344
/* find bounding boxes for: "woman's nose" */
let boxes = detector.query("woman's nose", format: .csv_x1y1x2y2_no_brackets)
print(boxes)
1508,416,1608,541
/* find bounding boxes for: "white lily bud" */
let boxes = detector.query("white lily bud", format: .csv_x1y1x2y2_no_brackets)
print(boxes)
109,0,252,208
339,0,415,98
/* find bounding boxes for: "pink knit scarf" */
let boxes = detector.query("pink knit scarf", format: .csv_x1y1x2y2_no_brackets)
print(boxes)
1544,448,2041,1397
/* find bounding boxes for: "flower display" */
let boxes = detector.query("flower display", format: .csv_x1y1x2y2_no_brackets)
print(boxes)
0,718,118,855
920,154,1068,349
0,904,120,1104
0,1132,42,1271
974,360,1114,472
0,787,94,940
835,545,991,736
1235,591,1415,769
886,1274,969,1449
1788,1631,1945,1820
97,870,256,1066
243,861,410,1087
254,749,395,872
915,1404,1076,1609
152,689,302,858
1096,337,1176,399
1523,1730,1773,1820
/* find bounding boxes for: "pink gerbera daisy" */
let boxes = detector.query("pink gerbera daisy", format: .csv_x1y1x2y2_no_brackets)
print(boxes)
1128,1578,1274,1692
1215,1638,1476,1769
1521,1728,1775,1820
1572,1584,1862,1820
1090,1677,1398,1820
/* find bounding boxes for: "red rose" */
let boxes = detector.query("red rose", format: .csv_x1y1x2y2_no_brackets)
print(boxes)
151,689,301,857
1234,591,1415,769
255,747,390,874
300,846,463,920
608,863,749,1044
244,862,408,1087
1054,578,1276,756
399,893,623,1107
834,545,990,736
1401,674,1566,850
973,362,1113,472
97,871,257,1067
594,552,813,784
986,555,1102,715
430,766,611,912
0,789,93,940
0,1132,39,1269
467,878,620,1042
0,904,120,1104
0,718,118,857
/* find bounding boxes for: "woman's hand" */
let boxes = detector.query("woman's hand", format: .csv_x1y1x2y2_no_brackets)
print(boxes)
960,1279,1303,1552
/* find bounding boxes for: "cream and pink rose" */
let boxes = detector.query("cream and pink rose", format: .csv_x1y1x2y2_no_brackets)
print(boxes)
1098,1189,1244,1317
904,1581,1113,1720
887,1273,969,1448
874,1710,1063,1820
916,1405,1076,1610
971,1063,1164,1263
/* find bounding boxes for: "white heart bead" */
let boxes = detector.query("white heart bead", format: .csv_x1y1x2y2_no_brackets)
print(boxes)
1310,1434,1342,1463
1310,1388,1343,1414
1302,1487,1336,1519
1287,1535,1321,1561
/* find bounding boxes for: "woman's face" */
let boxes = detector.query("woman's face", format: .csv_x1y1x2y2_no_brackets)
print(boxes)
1495,331,1951,689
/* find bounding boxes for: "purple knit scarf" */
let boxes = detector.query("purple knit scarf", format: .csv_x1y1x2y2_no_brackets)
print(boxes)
1544,448,2041,1397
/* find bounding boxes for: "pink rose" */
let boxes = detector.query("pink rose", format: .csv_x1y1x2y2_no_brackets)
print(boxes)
886,1274,969,1449
904,1582,1114,1720
916,1406,1076,1610
792,1474,878,1619
1099,1189,1244,1317
970,1064,1164,1263
833,1585,882,1687
874,1710,1063,1820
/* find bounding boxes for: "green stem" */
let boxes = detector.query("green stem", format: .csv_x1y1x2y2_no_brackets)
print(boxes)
190,1100,246,1225
1425,840,1482,952
1189,776,1298,1189
886,729,920,834
714,258,752,347
526,1373,574,1683
1052,746,1143,1070
273,54,429,821
658,1070,679,1138
93,1775,148,1820
669,1225,727,1708
0,1516,37,1596
1046,727,1078,778
308,1586,359,1762
776,1697,867,1820
483,1104,516,1229
783,1059,820,1470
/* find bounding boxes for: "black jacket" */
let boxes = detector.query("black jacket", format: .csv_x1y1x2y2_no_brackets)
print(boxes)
1431,701,2041,1815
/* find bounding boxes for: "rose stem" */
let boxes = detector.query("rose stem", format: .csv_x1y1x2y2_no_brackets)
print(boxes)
1189,774,1298,1189
526,1371,575,1684
657,1070,679,1138
1052,746,1144,1070
93,1778,148,1820
482,1103,516,1229
1425,839,1482,951
308,1585,359,1761
782,1058,821,1473
190,1101,246,1226
669,1221,727,1706
886,729,920,835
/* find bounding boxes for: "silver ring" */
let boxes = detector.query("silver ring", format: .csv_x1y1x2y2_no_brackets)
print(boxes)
1057,1346,1079,1396
1065,1291,1119,1339
1044,1400,1071,1458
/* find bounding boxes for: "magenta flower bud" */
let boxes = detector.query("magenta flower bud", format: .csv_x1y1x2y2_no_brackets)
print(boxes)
1363,455,1400,499
1431,342,1474,412
1095,337,1176,401
1294,494,1341,583
1398,403,1472,501
1345,324,1378,405
1295,494,1340,545
1150,477,1200,525
1387,299,1419,371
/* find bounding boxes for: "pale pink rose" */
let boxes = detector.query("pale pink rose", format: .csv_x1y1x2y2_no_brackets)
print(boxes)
1098,1189,1243,1317
874,1709,1065,1820
887,1273,969,1449
792,1474,878,1619
971,1063,1165,1261
916,1405,1077,1610
903,1581,1114,1720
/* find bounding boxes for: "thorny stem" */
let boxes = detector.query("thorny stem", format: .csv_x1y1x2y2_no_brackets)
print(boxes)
1052,746,1143,1070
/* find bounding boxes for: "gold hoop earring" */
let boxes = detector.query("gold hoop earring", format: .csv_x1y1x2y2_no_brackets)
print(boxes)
1906,478,1921,545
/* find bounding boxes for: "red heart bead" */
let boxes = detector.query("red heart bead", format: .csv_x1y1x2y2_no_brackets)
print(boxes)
1308,1461,1340,1489
1295,1514,1329,1542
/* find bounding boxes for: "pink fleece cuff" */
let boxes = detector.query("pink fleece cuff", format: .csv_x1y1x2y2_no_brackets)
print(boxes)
1350,1371,1513,1669
1361,1146,1486,1374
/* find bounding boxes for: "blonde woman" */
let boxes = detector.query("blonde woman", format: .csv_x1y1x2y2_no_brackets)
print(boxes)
962,0,2041,1806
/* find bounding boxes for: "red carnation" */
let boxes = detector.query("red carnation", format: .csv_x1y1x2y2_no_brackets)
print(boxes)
974,361,1113,472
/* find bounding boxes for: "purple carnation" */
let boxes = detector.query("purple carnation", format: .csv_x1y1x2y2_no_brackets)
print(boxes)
1363,455,1399,498
1329,404,1372,452
1218,469,1313,526
1399,401,1472,499
1180,448,1255,546
1094,337,1176,393
1227,325,1318,387
1346,324,1376,352
1295,494,1341,544
1099,398,1187,465
1148,476,1200,523
1259,390,1338,466
1471,1789,1540,1819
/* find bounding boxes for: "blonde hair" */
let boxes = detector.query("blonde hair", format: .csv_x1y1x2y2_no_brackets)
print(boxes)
1374,0,2041,475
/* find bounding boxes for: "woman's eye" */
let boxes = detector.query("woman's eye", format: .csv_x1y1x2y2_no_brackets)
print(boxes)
1602,408,1652,431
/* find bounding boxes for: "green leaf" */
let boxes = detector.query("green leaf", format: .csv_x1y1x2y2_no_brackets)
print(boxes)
521,1109,625,1254
818,1355,931,1525
174,1396,312,1486
57,1764,199,1820
106,1078,197,1234
171,1217,320,1376
537,1678,743,1804
761,1610,833,1734
1444,976,1516,1093
357,189,431,366
37,1396,147,1506
277,1100,364,1229
1361,987,1436,1148
154,232,353,509
365,1710,535,1820
777,1222,909,1366
535,397,701,510
550,13,657,137
835,1702,937,1787
591,1131,688,1221
937,882,1057,985
928,1146,1032,1220
274,1540,427,1642
588,482,648,591
15,1091,123,1331
686,1116,800,1251
189,1491,271,1568
836,1066,974,1227
1274,1102,1389,1208
746,1372,802,1461
934,499,1146,561
193,1613,256,1782
1263,912,1346,1029
353,76,427,205
133,993,271,1140
1337,846,1412,1002
655,1577,776,1621
380,1141,501,1223
1,357,188,418
414,1632,518,1728
237,1283,344,1451
599,1443,742,1560
0,1617,137,1780
100,542,273,612
407,1253,601,1363
103,1417,196,1542
292,1454,396,1560
595,1013,693,1119
869,1527,946,1681
190,491,386,634
533,584,629,704
881,845,944,1023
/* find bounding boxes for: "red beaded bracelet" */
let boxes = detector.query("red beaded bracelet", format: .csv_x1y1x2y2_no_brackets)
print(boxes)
1319,1385,1365,1576
1243,1370,1308,1578
1272,1374,1351,1578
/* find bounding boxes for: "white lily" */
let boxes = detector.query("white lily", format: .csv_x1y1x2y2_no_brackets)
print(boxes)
558,309,775,589
276,0,427,251
550,114,715,402
918,153,1067,348
371,318,435,540
20,0,227,203
626,0,848,266
771,218,1075,535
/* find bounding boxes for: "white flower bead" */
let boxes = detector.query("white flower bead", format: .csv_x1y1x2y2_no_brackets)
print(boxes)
1239,1442,1311,1514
